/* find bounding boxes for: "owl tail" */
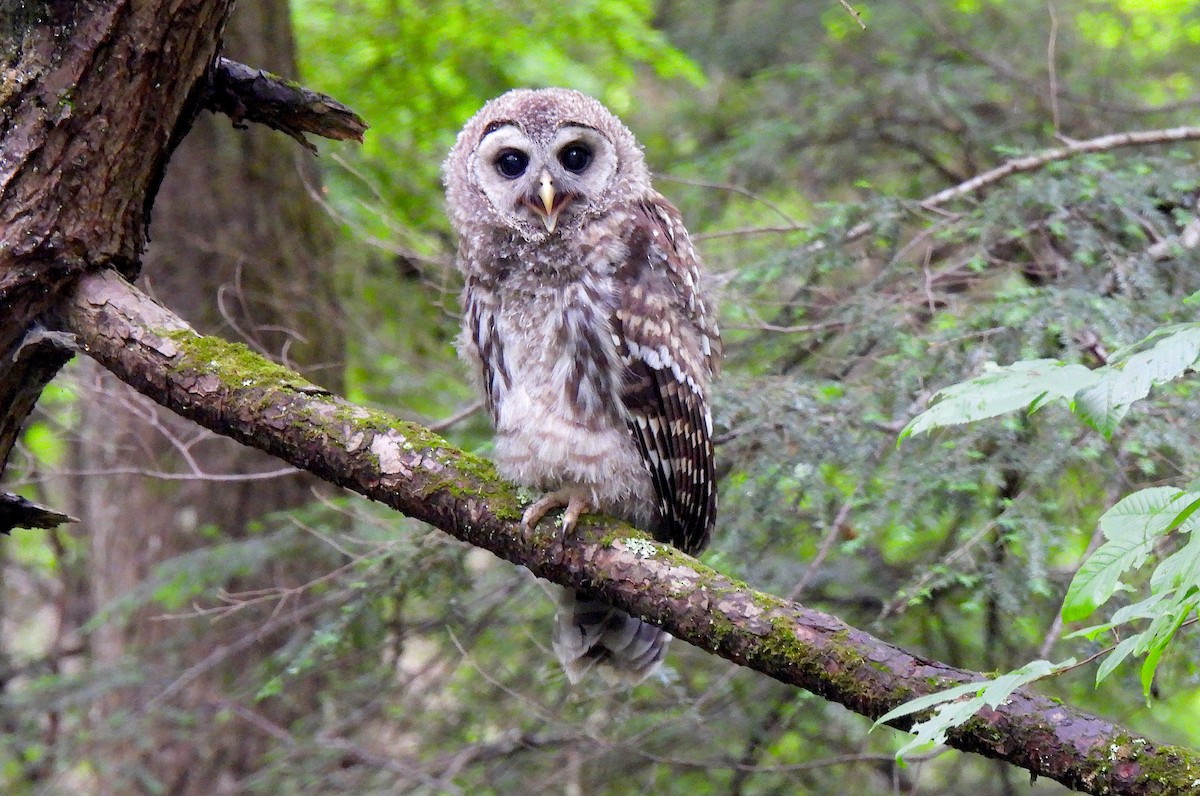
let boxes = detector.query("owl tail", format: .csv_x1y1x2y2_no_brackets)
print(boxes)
552,588,670,685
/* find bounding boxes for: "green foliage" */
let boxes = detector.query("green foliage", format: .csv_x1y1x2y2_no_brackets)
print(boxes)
904,324,1200,441
82,526,295,631
292,0,701,234
1063,488,1200,622
900,360,1100,440
873,659,1075,759
893,314,1200,744
5,528,57,574
1064,487,1200,696
1076,325,1200,436
1075,0,1200,104
19,422,64,469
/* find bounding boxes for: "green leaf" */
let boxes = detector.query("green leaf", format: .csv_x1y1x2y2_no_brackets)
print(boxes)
1074,325,1200,437
1139,599,1196,699
1061,487,1189,622
1065,591,1170,641
1096,631,1147,685
1150,516,1200,593
873,659,1074,760
1068,489,1200,690
256,676,283,701
901,360,1099,440
873,681,986,730
1104,322,1200,363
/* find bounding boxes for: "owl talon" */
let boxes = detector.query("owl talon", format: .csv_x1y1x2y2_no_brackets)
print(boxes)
522,488,593,533
560,492,592,532
521,496,559,531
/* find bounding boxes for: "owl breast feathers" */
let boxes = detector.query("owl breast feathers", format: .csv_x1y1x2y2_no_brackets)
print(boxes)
444,88,720,683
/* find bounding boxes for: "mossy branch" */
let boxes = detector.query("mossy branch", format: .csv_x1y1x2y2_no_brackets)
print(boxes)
53,270,1200,796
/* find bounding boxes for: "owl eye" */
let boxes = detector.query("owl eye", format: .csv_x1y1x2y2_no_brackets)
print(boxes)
495,149,529,179
558,143,592,173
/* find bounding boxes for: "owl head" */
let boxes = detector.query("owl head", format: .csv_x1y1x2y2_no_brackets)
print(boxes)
443,88,651,242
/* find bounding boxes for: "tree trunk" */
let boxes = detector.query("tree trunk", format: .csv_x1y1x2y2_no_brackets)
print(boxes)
65,2,344,792
0,0,231,468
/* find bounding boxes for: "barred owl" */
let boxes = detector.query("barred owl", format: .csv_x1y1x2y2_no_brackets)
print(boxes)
443,88,721,684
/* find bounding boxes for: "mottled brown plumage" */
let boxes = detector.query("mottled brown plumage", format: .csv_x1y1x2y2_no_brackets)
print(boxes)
443,88,720,684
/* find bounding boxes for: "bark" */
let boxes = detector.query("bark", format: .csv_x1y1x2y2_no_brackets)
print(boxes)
0,493,74,531
0,0,364,506
204,57,368,148
0,337,73,527
66,1,346,791
52,269,1200,796
0,0,233,483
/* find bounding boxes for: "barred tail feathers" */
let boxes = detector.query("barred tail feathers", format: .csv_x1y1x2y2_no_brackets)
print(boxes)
552,588,670,685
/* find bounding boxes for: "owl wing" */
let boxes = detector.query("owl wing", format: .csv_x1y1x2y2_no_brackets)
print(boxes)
460,277,508,422
612,195,721,555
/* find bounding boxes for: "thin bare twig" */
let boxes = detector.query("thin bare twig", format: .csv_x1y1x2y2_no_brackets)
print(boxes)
1047,4,1062,134
1039,519,1106,659
429,399,484,432
788,493,855,601
10,465,299,483
837,0,866,29
921,127,1200,209
658,175,800,226
145,591,341,710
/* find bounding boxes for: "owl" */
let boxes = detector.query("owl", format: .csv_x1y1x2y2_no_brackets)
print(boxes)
443,88,721,684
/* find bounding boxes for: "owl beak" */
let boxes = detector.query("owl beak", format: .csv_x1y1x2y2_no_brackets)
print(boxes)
537,170,559,233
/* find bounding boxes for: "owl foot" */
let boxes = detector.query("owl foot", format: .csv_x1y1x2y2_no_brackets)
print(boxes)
522,487,594,533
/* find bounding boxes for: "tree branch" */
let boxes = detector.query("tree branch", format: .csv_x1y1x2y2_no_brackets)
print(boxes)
920,127,1200,209
0,332,74,516
0,494,76,534
800,126,1200,255
51,269,1200,796
200,57,368,150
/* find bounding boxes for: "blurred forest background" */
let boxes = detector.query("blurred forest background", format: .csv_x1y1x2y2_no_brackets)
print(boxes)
7,0,1200,793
